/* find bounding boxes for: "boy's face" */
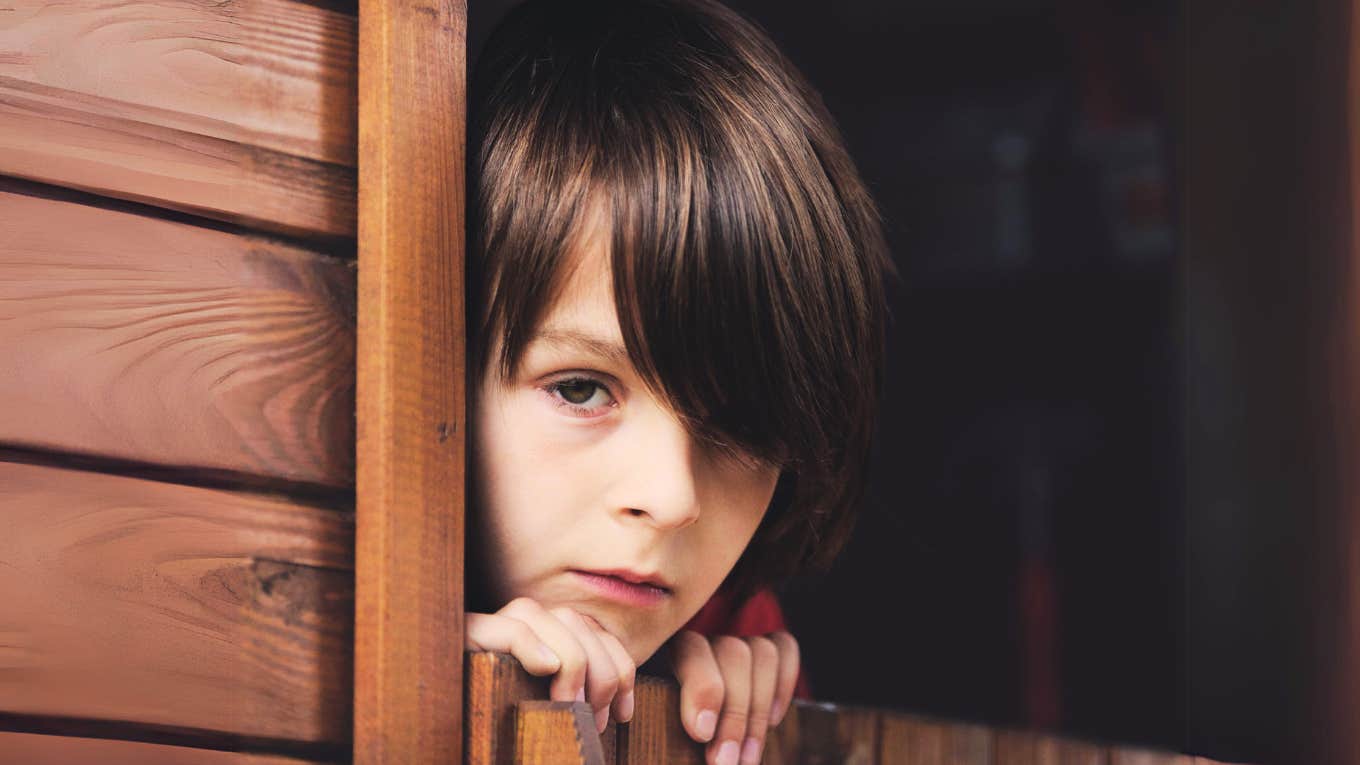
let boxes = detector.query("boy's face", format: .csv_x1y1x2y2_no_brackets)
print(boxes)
471,224,780,663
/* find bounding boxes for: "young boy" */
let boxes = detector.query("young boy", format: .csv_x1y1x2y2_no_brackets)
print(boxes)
461,1,890,764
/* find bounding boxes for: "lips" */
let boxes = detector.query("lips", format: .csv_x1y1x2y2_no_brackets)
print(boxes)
571,569,673,607
576,568,673,592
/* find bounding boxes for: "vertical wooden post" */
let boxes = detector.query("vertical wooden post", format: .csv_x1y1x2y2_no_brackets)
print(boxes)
354,0,466,760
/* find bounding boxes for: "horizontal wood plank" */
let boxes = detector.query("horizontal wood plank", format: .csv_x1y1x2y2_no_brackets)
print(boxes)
0,731,329,765
0,76,356,239
878,713,943,765
993,729,1108,765
0,461,353,745
0,187,355,488
790,702,881,765
0,0,357,237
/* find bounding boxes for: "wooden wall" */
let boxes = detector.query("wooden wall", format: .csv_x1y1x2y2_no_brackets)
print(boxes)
0,0,360,760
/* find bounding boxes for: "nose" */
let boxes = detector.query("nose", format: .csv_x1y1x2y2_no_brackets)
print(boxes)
612,406,702,531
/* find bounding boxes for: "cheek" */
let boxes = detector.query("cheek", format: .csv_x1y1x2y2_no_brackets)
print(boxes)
473,388,602,558
688,467,781,588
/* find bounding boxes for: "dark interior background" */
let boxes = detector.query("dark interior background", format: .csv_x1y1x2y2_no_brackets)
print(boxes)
468,3,1347,764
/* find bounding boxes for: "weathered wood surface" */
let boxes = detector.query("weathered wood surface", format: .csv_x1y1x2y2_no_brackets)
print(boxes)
616,675,703,765
0,461,353,745
516,701,608,765
0,731,330,765
351,0,466,758
0,187,356,488
465,656,1241,765
786,702,881,765
464,651,549,765
993,730,1107,765
0,0,357,238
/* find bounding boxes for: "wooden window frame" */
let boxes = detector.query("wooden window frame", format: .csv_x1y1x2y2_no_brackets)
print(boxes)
354,0,468,761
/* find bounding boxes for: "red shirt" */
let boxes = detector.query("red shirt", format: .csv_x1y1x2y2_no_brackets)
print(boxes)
682,588,813,700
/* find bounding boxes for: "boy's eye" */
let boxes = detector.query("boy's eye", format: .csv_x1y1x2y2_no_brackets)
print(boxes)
544,376,616,414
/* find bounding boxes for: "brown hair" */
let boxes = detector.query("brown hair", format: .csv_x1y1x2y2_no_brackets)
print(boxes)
469,0,892,600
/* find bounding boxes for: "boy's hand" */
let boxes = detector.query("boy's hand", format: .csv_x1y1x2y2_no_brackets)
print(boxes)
669,630,800,765
466,597,636,734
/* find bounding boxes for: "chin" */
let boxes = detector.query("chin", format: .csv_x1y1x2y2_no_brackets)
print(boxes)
584,611,667,665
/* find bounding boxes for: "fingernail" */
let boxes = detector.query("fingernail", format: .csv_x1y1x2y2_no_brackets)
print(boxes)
594,705,609,734
538,643,559,667
740,737,761,764
575,687,586,703
619,690,635,722
770,700,784,726
695,709,717,741
716,740,740,765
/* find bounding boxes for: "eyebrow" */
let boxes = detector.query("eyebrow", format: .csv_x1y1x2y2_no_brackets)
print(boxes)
528,327,632,367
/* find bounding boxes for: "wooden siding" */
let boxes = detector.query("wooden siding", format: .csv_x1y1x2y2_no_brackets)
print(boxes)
0,0,358,239
0,461,353,746
0,186,355,488
0,731,331,765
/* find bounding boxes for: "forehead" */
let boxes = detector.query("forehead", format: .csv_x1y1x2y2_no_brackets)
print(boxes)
526,216,628,362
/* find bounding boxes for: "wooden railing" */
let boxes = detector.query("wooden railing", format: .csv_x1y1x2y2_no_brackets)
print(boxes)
465,653,1243,765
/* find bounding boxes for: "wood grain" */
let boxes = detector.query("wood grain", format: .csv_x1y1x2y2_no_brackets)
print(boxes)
0,0,356,165
943,721,992,765
0,76,356,240
351,0,465,760
794,702,881,765
0,187,355,488
464,652,549,765
616,675,704,765
0,461,353,745
0,0,358,236
0,731,329,765
993,730,1107,765
877,713,944,765
515,701,607,765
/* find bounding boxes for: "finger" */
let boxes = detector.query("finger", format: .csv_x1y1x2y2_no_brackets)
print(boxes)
767,631,801,726
670,631,724,744
497,598,589,703
708,636,752,765
741,636,779,765
550,607,620,734
593,629,637,724
465,612,562,675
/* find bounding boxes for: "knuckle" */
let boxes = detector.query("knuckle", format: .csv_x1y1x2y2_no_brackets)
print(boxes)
721,708,750,729
673,630,709,655
559,649,587,681
502,596,541,615
685,669,725,702
549,606,587,629
713,636,752,663
597,673,620,697
747,713,770,733
509,620,537,646
613,658,636,689
747,636,778,662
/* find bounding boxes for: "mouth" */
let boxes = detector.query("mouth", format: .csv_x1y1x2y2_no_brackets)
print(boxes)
571,569,673,607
